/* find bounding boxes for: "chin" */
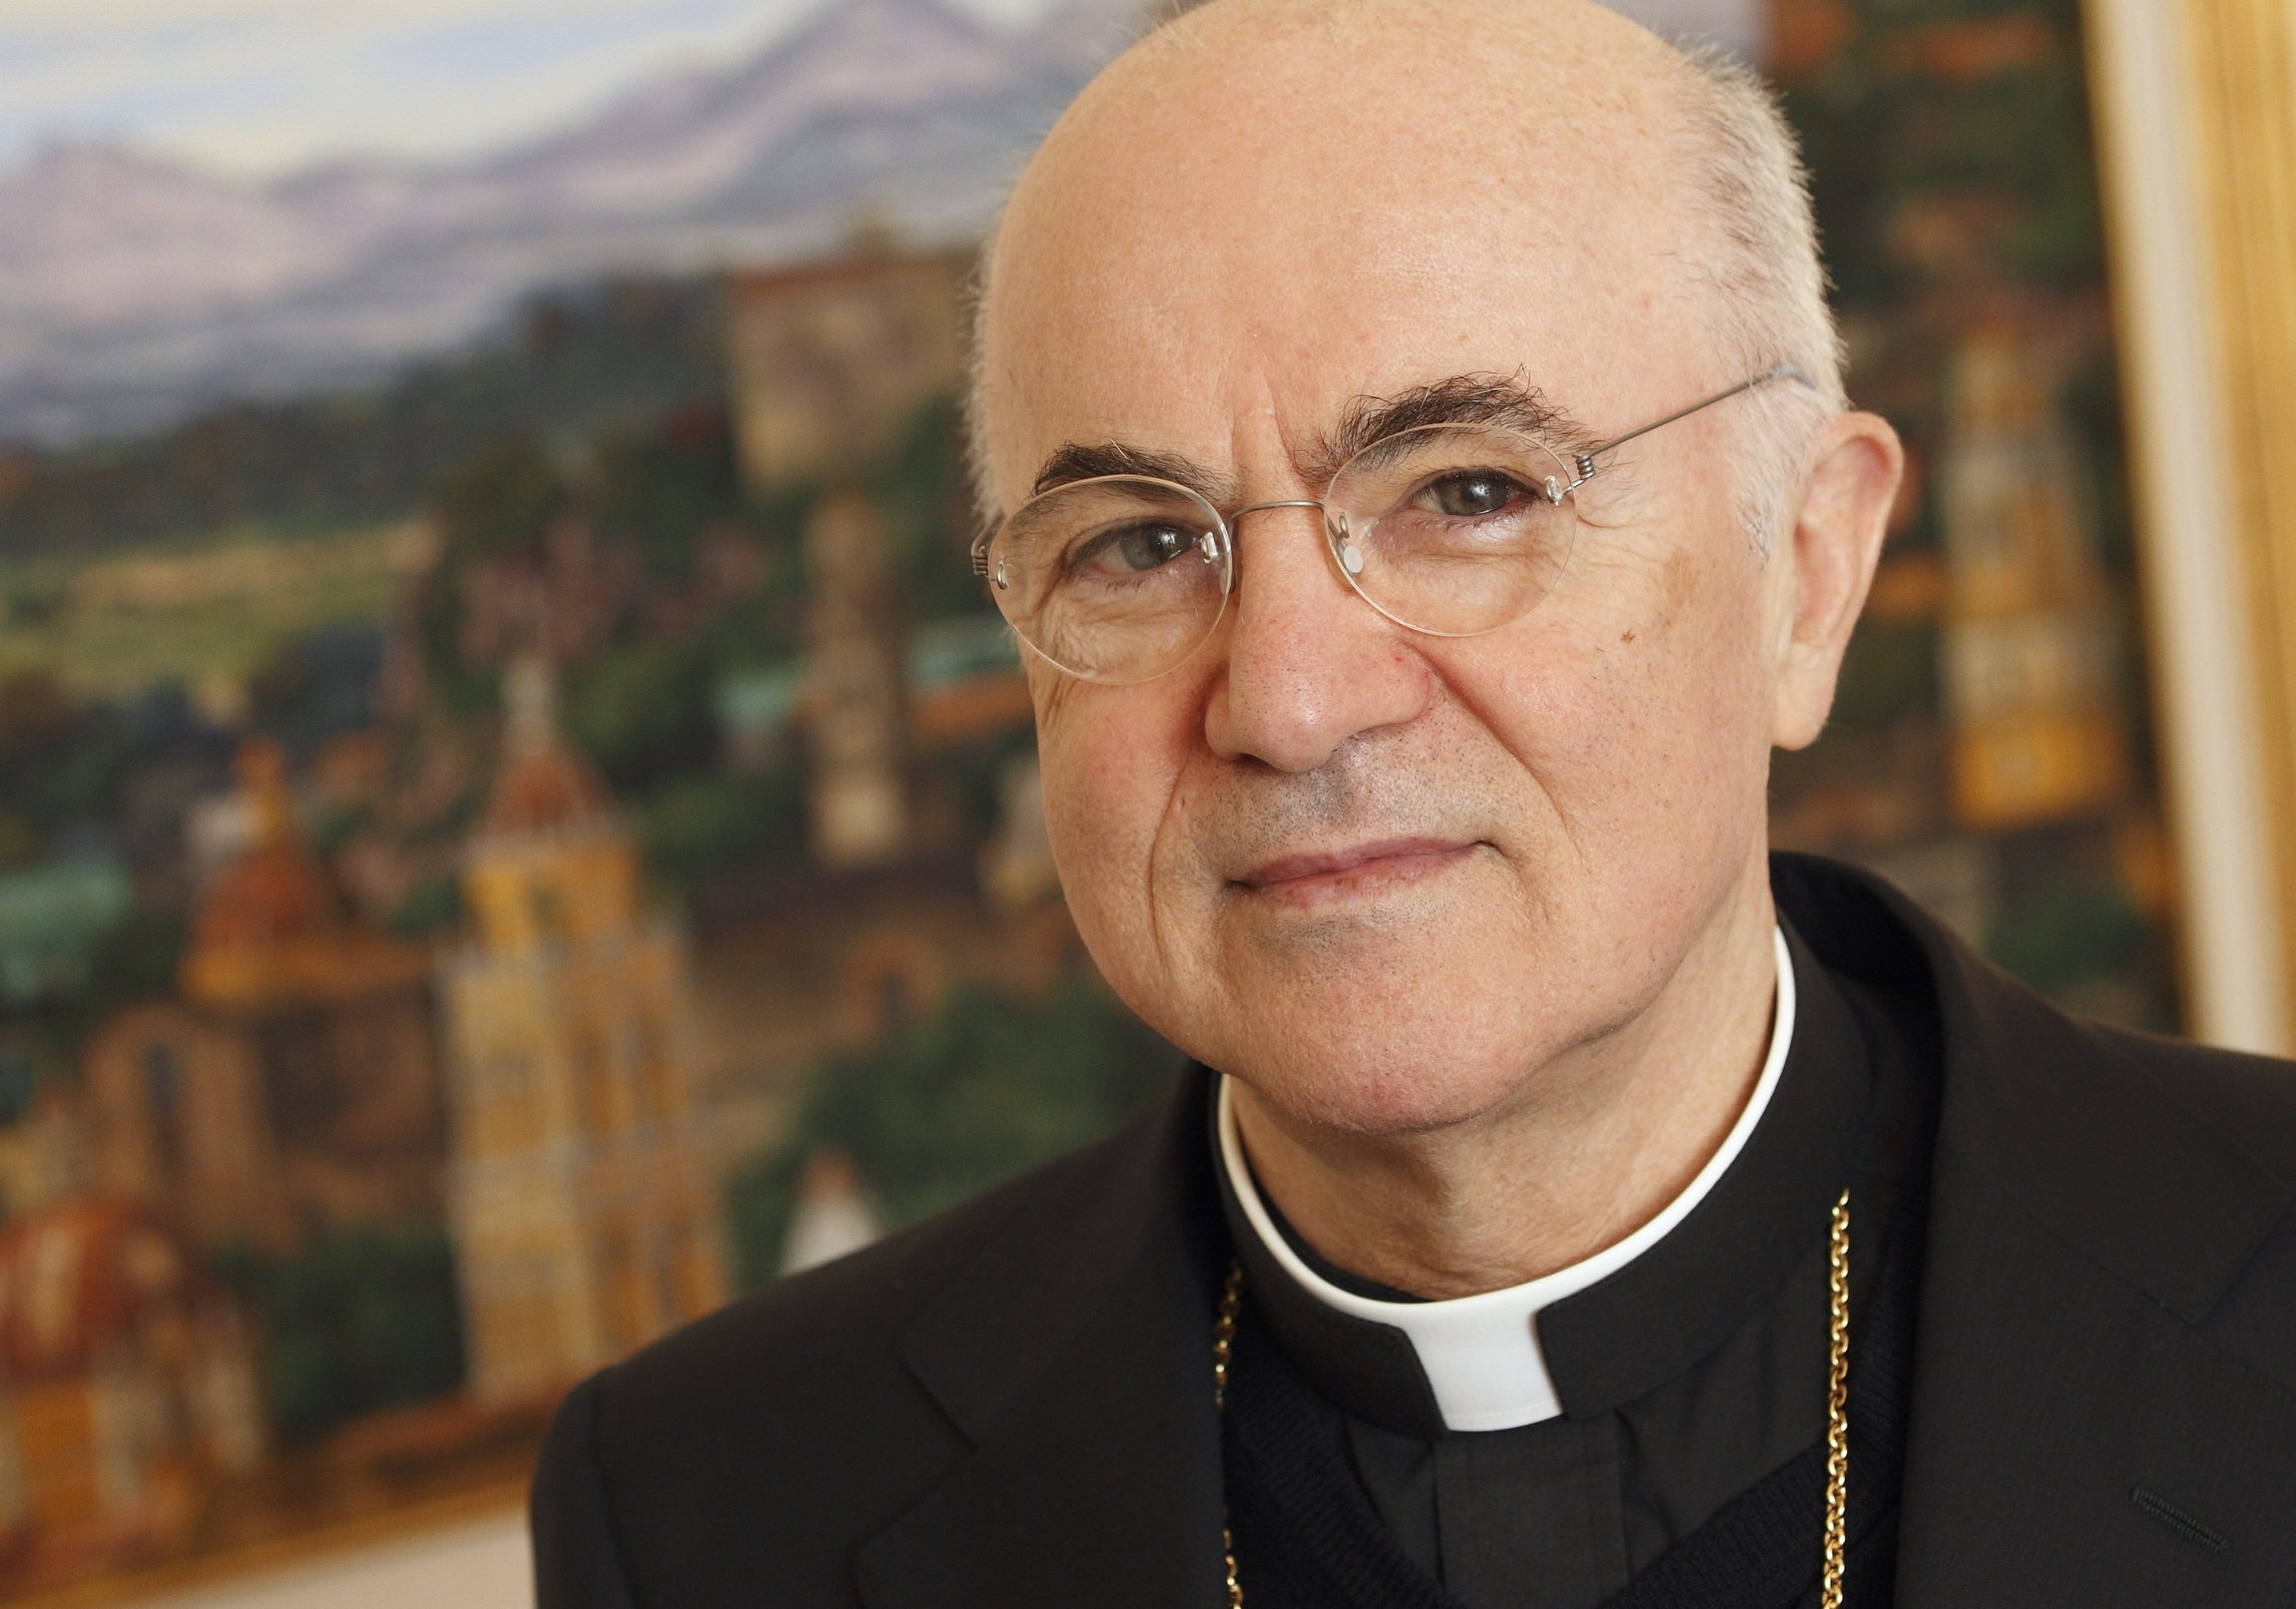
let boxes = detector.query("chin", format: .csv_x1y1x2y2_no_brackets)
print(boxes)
1084,889,1581,1137
1213,970,1555,1139
1250,1055,1526,1138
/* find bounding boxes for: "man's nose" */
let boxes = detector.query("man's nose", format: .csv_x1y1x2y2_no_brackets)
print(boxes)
1201,507,1433,773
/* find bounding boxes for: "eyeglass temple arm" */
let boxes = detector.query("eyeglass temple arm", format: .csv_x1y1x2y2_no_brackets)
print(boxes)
1556,362,1814,499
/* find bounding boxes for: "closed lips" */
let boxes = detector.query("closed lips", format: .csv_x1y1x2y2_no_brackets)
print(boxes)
1234,838,1476,889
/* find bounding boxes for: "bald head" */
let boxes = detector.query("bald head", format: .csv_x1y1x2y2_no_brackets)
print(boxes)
971,0,1840,535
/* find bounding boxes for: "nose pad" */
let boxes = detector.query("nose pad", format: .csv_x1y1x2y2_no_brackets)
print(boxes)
1331,512,1366,576
1197,527,1236,601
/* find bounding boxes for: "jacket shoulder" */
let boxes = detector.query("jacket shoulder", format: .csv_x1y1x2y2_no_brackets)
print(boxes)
2086,1020,2296,1387
1780,850,2296,1389
531,1101,1187,1604
2088,1018,2296,1172
1780,847,2296,1169
597,1113,1138,1442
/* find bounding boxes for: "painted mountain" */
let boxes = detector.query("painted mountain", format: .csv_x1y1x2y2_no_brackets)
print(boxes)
0,0,1759,448
0,0,1150,445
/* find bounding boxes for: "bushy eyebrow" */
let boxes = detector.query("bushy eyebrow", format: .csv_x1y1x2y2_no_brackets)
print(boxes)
1023,373,1598,509
1303,374,1599,484
1028,442,1243,506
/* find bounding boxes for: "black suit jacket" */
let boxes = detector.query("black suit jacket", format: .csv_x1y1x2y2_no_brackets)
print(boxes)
531,854,2296,1606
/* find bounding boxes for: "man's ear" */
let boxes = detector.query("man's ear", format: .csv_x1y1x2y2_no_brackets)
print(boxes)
1770,412,1905,752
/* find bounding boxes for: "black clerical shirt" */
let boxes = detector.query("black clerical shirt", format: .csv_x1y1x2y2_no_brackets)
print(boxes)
1213,923,1939,1609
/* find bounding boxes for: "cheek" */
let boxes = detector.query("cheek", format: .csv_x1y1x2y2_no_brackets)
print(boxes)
1034,677,1199,957
1652,547,1780,777
1461,542,1774,856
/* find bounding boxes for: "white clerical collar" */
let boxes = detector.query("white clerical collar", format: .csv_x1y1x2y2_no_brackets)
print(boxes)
1216,924,1797,1432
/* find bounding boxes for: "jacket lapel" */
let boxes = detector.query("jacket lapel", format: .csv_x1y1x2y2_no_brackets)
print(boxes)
1774,855,2296,1605
856,1070,1231,1609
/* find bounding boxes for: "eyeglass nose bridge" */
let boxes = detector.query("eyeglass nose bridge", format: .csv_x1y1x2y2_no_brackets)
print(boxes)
1229,498,1326,521
1222,497,1375,579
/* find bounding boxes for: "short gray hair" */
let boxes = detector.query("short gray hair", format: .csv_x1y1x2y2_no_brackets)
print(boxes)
962,25,1846,553
1669,44,1846,553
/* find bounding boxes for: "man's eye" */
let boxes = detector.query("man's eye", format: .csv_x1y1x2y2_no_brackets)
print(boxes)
1422,471,1524,518
1075,521,1194,576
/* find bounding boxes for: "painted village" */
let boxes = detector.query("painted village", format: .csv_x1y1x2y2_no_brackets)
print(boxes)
0,0,2176,1597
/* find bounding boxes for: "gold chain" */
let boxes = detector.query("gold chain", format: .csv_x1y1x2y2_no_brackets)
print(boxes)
1212,1193,1853,1608
1214,1262,1243,1411
1820,1187,1851,1609
1214,1263,1245,1605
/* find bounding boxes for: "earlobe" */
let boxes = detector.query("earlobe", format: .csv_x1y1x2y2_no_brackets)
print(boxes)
1771,412,1906,752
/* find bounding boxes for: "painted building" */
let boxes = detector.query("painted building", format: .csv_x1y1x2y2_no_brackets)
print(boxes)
723,246,967,492
0,1197,261,1555
1938,329,2131,828
439,662,726,1404
81,742,443,1253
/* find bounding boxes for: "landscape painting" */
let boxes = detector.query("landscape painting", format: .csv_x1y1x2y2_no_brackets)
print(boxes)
0,0,2171,1599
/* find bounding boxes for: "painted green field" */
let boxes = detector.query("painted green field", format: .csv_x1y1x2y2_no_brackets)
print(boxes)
0,523,427,702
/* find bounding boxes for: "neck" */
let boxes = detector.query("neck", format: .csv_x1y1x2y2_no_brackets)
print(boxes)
1229,865,1782,1301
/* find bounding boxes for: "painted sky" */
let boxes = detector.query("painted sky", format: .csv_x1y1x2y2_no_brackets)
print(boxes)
0,0,1761,183
0,0,1069,179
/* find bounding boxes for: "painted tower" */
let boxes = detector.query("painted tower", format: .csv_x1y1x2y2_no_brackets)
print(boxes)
725,246,970,868
439,662,725,1403
804,488,909,865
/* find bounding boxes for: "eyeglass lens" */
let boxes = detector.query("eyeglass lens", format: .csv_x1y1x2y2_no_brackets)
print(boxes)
986,423,1579,684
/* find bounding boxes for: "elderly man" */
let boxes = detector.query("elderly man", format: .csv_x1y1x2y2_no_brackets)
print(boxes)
531,1,2296,1604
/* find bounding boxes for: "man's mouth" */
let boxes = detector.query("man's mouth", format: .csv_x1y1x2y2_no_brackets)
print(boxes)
1232,837,1479,902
